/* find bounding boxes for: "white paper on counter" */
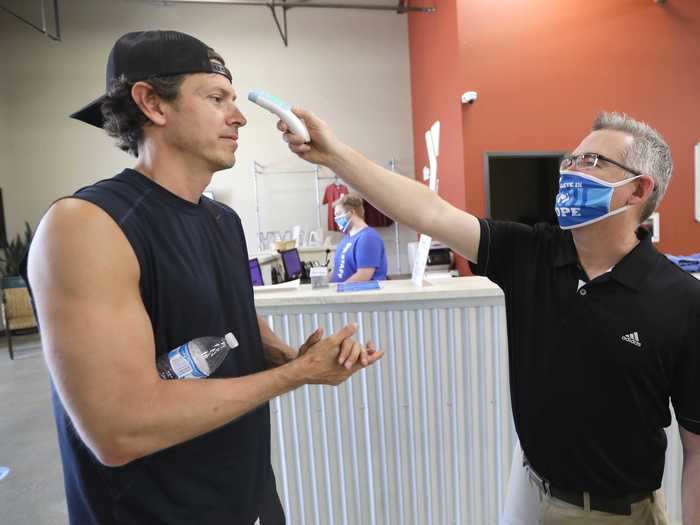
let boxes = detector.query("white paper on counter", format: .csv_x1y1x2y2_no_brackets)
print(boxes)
411,234,432,287
253,279,301,293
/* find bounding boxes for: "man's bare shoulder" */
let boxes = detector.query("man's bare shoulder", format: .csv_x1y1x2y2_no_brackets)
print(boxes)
44,197,116,229
29,197,139,291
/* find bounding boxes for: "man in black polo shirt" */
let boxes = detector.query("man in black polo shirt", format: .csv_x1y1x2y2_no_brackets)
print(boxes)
277,110,700,523
25,31,382,525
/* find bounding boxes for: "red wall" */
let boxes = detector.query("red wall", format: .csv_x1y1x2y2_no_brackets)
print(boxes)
408,0,470,272
409,0,700,270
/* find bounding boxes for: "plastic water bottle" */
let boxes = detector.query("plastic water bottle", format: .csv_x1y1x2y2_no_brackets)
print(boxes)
157,333,238,380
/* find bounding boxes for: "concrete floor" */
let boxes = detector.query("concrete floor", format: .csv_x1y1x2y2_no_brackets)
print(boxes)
0,335,68,524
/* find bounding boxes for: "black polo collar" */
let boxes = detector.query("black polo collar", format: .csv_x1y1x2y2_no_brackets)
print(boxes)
553,227,658,291
610,229,659,291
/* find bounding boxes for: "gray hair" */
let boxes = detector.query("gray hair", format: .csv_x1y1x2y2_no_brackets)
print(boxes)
592,112,672,223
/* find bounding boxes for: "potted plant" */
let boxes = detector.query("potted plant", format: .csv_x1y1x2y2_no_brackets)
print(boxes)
1,222,33,288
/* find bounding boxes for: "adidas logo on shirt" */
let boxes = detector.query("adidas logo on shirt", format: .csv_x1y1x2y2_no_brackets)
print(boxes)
621,332,642,348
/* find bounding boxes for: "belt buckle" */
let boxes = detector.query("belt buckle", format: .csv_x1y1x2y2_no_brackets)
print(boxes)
527,466,550,496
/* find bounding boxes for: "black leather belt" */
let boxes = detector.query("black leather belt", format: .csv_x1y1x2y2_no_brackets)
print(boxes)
524,458,653,516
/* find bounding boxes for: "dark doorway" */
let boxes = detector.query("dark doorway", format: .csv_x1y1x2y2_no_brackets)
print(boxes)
484,153,564,226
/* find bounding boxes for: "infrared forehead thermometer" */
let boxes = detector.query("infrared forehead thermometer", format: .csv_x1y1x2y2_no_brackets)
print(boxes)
248,90,310,143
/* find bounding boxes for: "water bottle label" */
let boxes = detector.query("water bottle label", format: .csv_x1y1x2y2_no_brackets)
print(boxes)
168,344,206,379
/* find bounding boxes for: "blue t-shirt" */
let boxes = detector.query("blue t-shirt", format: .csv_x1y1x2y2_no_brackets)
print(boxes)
331,227,388,282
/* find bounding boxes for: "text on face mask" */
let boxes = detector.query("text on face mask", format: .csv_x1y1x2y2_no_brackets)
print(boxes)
555,207,582,217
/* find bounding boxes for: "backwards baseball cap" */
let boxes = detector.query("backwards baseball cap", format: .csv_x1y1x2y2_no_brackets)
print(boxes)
70,30,232,129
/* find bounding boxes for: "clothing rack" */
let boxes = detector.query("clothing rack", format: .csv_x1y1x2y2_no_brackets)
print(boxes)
387,159,402,274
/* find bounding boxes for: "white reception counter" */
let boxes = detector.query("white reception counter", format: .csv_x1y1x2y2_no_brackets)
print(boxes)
255,276,503,309
255,276,685,525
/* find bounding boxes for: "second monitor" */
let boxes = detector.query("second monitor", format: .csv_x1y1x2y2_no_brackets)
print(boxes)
280,248,303,281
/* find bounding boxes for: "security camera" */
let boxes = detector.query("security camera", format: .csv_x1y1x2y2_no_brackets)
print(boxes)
461,91,478,104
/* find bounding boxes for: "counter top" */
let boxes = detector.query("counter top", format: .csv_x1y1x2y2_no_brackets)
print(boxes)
253,245,336,257
298,245,336,253
255,273,700,309
254,276,503,307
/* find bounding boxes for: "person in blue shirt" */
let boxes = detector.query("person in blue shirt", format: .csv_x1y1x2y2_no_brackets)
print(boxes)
331,194,388,283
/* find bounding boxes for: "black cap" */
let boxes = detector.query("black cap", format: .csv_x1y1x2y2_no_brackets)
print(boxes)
70,30,232,128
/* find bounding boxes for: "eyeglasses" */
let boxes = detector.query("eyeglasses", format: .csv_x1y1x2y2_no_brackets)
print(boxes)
560,152,642,177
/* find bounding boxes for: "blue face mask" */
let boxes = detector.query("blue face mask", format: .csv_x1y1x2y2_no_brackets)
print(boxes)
334,212,350,232
555,170,641,230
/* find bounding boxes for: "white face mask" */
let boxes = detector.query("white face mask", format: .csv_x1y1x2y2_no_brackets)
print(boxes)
555,170,642,229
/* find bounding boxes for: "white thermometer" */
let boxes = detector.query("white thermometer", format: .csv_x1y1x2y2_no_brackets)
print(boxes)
248,90,310,142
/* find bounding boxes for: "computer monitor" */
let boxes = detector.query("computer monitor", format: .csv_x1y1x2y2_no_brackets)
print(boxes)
249,258,264,287
280,248,303,281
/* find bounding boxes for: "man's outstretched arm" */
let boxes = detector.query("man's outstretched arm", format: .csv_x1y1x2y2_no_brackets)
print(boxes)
278,109,481,263
29,198,383,467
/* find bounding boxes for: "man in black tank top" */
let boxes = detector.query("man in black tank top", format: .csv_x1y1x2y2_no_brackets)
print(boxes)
24,30,383,525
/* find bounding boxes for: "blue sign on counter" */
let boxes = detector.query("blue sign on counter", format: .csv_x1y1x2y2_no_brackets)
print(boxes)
336,281,381,293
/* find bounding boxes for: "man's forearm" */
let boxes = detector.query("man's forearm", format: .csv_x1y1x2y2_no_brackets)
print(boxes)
95,361,306,467
326,146,445,237
682,452,700,523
